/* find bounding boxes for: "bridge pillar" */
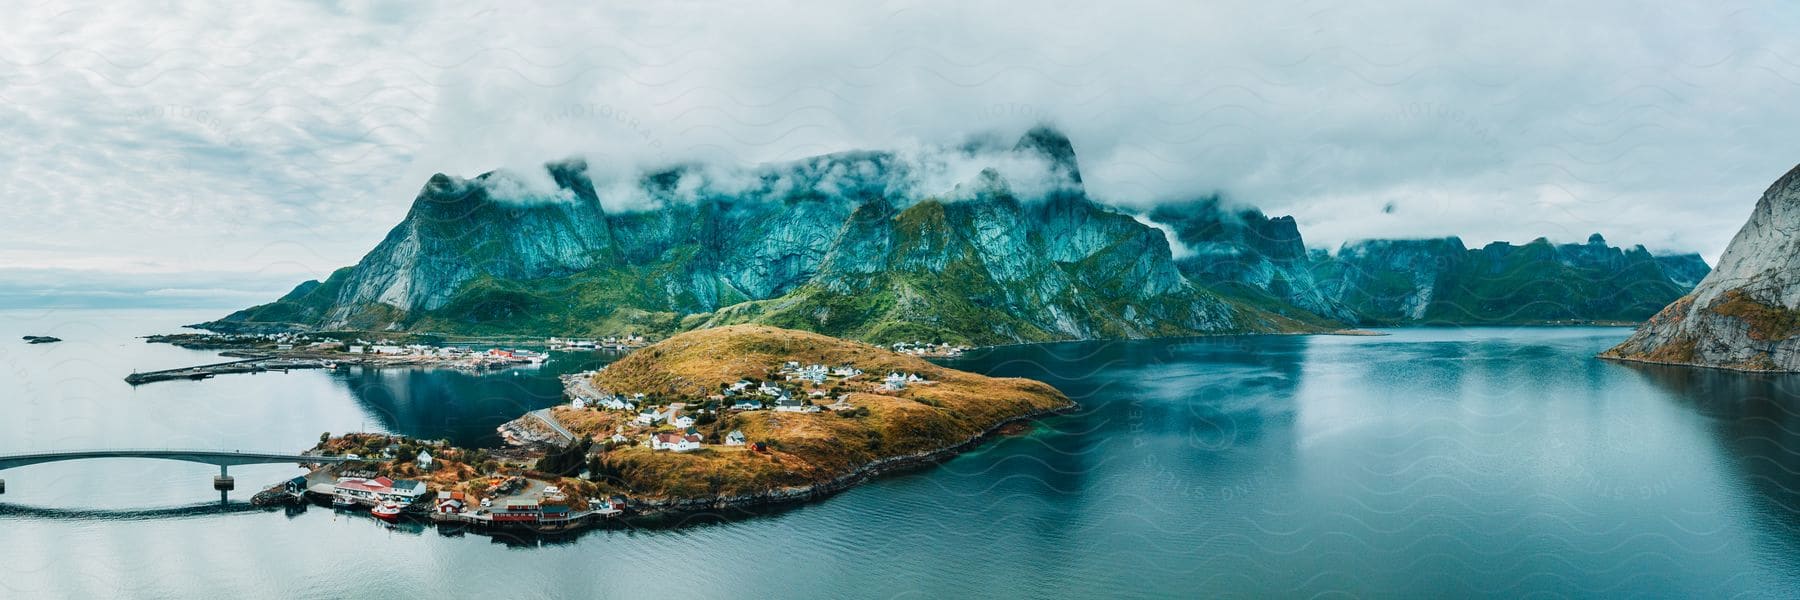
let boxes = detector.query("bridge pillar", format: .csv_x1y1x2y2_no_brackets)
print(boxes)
1,478,6,494
214,465,233,504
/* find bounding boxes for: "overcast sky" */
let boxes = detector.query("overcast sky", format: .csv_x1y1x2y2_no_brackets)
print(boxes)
4,0,1798,307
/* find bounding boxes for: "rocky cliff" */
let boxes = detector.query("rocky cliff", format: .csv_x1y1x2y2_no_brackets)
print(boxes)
1145,197,1358,325
210,128,1313,345
1602,165,1800,371
1312,233,1708,325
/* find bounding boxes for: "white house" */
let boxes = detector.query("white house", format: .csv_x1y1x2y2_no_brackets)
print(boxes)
635,408,666,425
672,414,696,428
571,397,587,409
732,398,764,411
881,372,908,392
417,449,435,471
725,430,747,446
774,397,820,413
651,432,702,452
758,382,785,397
333,476,428,504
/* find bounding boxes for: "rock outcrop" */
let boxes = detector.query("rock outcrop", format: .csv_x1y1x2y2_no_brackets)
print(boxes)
1603,165,1800,371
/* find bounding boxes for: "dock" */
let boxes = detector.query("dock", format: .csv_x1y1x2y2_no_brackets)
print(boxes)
124,357,332,385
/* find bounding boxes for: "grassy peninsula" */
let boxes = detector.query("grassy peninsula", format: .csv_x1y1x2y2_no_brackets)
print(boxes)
307,325,1073,522
553,325,1073,503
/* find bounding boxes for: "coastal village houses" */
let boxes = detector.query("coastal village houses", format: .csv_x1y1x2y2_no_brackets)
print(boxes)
333,476,427,505
651,432,703,452
635,407,668,425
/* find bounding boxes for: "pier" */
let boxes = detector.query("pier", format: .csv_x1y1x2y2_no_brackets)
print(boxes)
124,357,332,385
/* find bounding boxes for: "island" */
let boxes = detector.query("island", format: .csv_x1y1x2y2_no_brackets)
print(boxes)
283,325,1073,531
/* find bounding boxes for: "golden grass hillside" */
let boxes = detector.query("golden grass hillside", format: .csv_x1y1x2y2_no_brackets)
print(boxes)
576,325,1073,500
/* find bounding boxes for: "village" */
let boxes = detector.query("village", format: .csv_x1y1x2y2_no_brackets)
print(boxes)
557,359,937,455
260,356,942,532
129,331,655,384
257,433,627,531
887,341,970,358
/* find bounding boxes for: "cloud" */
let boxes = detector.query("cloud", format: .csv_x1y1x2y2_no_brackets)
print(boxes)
1130,214,1197,260
476,167,580,205
2,0,1795,300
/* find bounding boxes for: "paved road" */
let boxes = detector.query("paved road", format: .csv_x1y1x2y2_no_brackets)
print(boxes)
528,409,577,445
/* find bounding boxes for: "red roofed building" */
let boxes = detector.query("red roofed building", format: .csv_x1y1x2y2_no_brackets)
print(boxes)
651,432,702,452
333,476,427,504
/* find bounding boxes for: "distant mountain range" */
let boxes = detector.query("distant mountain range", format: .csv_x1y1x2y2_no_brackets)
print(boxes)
208,127,1710,345
1603,164,1800,371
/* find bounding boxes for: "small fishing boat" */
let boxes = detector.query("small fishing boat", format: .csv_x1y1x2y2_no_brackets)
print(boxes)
371,501,405,522
331,494,358,509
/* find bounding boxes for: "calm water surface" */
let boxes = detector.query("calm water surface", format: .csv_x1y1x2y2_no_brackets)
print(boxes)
2,309,1798,598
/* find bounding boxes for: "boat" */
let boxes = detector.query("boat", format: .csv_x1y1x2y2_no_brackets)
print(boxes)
331,494,358,509
371,501,404,522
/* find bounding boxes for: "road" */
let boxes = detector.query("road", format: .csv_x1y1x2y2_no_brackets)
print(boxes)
527,409,577,445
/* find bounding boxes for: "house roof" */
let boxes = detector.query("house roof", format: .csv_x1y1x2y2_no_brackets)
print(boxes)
335,476,399,493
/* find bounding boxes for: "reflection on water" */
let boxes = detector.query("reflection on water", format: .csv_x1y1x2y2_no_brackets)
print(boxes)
5,313,1800,598
1621,363,1800,560
333,351,621,447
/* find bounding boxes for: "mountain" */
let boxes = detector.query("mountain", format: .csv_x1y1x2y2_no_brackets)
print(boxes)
211,128,1325,345
1310,233,1709,325
1603,165,1800,371
211,125,1714,343
1145,197,1358,326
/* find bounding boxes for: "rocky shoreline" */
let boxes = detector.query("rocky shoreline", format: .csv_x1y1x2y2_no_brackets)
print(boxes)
1596,352,1795,374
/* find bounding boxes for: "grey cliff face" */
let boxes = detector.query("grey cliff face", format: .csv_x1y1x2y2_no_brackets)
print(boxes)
1321,237,1466,322
1605,164,1800,371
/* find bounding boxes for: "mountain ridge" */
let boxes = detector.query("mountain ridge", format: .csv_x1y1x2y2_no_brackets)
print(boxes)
209,127,1711,344
212,127,1313,345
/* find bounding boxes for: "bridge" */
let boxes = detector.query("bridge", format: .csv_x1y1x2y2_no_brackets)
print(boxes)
0,449,354,499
